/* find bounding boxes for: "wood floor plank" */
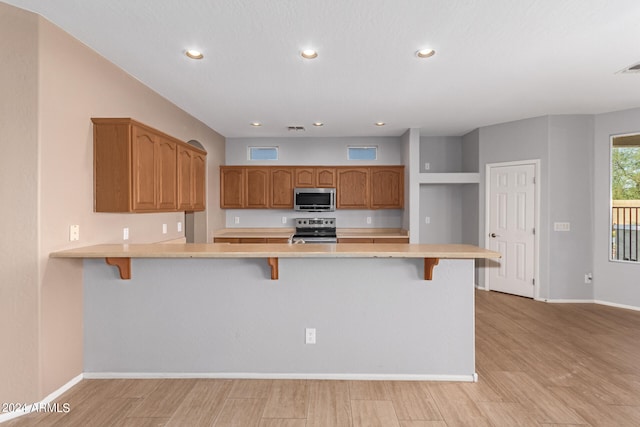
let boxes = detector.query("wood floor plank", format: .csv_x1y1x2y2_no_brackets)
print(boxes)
228,379,273,399
261,379,309,419
306,380,351,427
165,379,232,427
383,381,442,421
476,401,540,426
425,382,492,427
213,398,266,427
351,400,400,427
398,421,448,427
484,371,586,425
118,417,170,426
129,379,197,418
258,419,306,427
348,380,389,400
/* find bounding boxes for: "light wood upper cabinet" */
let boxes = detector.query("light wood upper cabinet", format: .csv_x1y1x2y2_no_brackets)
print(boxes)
246,167,270,208
178,146,207,211
220,167,245,208
336,167,369,209
271,167,294,208
220,165,403,210
93,118,206,213
192,152,206,210
370,166,404,209
157,137,178,211
294,167,335,187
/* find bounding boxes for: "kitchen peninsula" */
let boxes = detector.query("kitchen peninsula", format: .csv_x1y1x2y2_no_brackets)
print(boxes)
52,242,499,381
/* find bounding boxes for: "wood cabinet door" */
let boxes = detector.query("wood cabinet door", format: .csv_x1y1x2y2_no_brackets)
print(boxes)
131,126,158,211
220,167,245,208
157,137,178,210
294,168,315,187
316,168,336,187
177,146,194,210
370,166,404,209
246,167,270,208
271,167,294,208
191,152,206,211
336,168,369,209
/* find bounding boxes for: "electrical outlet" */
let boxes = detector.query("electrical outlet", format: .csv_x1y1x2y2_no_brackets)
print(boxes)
69,225,80,241
305,328,316,344
366,216,372,224
424,162,430,170
123,227,129,241
584,273,593,284
425,216,431,224
234,216,240,225
162,223,168,234
177,221,182,232
282,216,287,224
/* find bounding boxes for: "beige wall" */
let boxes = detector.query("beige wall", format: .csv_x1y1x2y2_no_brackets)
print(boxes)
0,2,40,404
1,3,225,403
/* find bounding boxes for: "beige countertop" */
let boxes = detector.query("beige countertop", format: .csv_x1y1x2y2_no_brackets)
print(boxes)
50,243,499,259
213,228,409,239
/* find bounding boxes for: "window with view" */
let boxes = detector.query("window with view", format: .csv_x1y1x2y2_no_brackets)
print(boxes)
611,134,640,262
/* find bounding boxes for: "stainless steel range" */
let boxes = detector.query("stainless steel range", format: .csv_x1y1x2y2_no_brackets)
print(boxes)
291,218,337,244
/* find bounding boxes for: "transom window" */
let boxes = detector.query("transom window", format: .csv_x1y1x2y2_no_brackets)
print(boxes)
348,146,377,161
611,134,640,262
248,146,278,161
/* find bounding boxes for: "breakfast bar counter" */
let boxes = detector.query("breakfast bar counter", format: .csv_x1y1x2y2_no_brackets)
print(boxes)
51,243,500,382
51,242,499,280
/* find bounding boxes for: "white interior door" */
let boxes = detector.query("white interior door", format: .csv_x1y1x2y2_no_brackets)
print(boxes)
487,163,536,298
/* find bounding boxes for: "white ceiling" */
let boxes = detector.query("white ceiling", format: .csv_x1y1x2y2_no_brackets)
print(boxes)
5,0,640,138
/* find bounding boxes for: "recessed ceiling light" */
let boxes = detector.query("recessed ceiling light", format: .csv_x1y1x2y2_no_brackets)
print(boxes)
313,122,324,127
375,122,386,126
301,49,318,59
416,48,436,58
185,49,204,60
250,122,262,127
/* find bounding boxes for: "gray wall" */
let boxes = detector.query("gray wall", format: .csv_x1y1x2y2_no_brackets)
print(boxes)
476,115,596,301
84,258,476,379
419,136,462,173
547,115,594,300
593,107,640,308
226,136,402,165
224,136,405,229
478,116,551,296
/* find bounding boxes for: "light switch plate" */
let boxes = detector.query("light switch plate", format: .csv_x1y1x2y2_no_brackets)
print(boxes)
69,225,80,241
554,222,570,232
123,227,129,240
177,222,182,232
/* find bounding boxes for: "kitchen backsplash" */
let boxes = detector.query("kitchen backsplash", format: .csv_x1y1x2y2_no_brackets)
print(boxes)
224,209,403,228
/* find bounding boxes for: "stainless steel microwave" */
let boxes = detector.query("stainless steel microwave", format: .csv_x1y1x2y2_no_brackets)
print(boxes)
294,188,336,212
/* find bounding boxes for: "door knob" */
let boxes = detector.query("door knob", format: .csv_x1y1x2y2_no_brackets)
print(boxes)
490,233,500,238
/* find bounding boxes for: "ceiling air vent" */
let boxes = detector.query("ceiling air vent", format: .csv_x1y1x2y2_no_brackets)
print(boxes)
618,62,640,74
287,126,305,132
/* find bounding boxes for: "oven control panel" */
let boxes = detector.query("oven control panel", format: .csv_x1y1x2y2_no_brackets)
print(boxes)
295,218,335,228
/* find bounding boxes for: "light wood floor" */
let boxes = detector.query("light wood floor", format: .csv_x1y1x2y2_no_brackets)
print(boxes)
6,290,640,426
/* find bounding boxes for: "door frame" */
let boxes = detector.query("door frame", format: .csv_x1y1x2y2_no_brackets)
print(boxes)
484,159,541,300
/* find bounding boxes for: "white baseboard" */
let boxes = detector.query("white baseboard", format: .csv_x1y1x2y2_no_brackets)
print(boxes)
0,373,83,424
542,299,594,304
594,299,640,312
83,372,476,382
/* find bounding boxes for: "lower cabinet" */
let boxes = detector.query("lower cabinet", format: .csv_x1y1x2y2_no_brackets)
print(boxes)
214,237,289,243
337,237,409,243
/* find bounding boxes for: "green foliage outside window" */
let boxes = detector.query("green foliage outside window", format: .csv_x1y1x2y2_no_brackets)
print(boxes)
612,146,640,200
